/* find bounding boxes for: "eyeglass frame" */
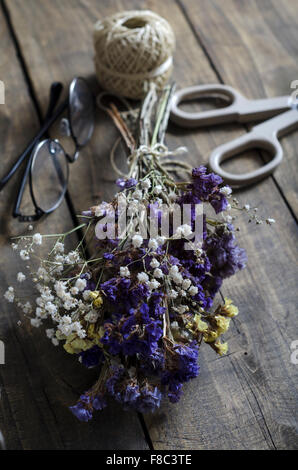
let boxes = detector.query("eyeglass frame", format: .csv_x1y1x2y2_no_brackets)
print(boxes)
0,77,95,222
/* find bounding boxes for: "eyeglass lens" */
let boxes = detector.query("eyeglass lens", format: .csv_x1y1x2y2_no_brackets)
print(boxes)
31,139,68,213
69,77,94,147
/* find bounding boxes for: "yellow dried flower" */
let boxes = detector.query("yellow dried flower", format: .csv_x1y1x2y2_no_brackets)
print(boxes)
89,290,100,300
63,334,94,354
194,313,208,332
93,295,103,308
87,324,104,342
214,315,231,334
214,340,229,356
222,298,238,317
203,330,219,343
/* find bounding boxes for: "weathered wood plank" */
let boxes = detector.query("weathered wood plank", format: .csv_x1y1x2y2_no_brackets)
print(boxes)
0,2,148,450
0,3,75,449
4,0,273,451
4,0,298,450
178,0,298,218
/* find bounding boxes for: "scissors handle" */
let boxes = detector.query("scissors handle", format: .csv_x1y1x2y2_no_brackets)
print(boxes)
170,84,291,127
209,108,298,186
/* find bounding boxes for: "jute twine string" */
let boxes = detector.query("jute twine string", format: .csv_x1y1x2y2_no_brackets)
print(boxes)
93,10,175,99
110,142,192,180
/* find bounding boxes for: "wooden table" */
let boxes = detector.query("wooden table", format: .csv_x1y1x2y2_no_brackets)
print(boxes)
0,0,297,450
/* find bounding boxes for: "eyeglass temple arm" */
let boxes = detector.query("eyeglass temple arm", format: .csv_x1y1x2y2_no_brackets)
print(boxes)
0,82,67,192
12,82,64,218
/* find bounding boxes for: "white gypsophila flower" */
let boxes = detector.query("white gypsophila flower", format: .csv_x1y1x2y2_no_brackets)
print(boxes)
153,185,162,195
182,279,192,290
172,273,183,285
35,307,47,319
46,328,55,339
168,289,178,299
64,299,77,311
36,267,50,282
45,302,57,315
171,321,179,330
22,302,32,314
189,286,198,296
150,258,160,268
4,287,14,303
175,305,189,314
225,204,231,211
220,186,232,197
175,224,193,238
30,317,42,328
137,272,149,283
28,224,34,231
225,215,233,223
132,234,143,248
61,315,72,325
169,265,179,276
11,243,18,250
266,218,276,225
70,287,79,296
54,242,64,253
33,233,42,245
36,297,44,308
55,254,64,264
83,290,91,301
84,309,100,323
128,199,142,215
244,204,250,211
66,251,81,264
148,239,158,250
75,278,87,291
156,236,166,246
120,266,130,278
153,268,163,279
73,322,86,339
132,189,143,200
58,322,72,336
20,250,30,261
149,279,160,290
141,178,151,189
52,338,59,346
17,272,26,283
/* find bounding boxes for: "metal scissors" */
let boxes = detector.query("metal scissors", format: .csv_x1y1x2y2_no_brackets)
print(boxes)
170,84,298,187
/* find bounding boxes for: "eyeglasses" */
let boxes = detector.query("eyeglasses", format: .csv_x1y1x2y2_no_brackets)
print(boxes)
0,77,94,222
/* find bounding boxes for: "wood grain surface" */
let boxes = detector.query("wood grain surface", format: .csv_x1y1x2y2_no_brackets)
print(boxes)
0,0,297,450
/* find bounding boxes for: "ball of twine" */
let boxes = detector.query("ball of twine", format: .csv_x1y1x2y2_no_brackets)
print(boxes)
93,10,175,100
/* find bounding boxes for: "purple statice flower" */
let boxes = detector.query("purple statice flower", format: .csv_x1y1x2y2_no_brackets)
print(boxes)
192,166,222,199
101,278,118,302
78,345,104,368
69,394,93,422
105,365,125,397
93,394,107,411
186,166,229,214
116,178,137,189
137,385,162,413
162,342,199,404
122,384,141,407
210,192,229,214
205,225,247,278
139,348,164,375
103,252,115,261
168,382,183,404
